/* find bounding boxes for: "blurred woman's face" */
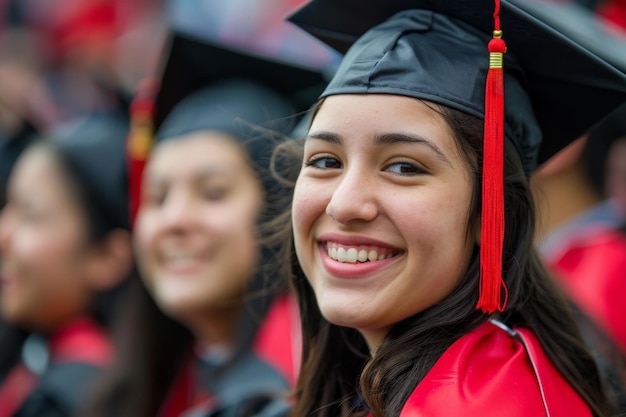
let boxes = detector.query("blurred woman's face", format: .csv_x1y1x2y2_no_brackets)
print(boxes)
0,147,93,331
135,133,263,329
292,94,477,351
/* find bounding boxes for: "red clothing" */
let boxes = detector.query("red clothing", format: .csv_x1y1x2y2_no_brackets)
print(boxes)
598,0,626,31
0,317,111,417
254,293,301,387
399,321,591,417
159,294,299,417
550,228,626,352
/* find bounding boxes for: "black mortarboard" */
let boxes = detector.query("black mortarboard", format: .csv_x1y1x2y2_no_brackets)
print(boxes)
289,0,626,171
154,31,328,137
55,115,130,233
287,0,626,313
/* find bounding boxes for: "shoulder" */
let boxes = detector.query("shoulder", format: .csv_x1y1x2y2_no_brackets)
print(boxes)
16,362,105,417
551,228,626,350
15,319,112,417
254,293,301,387
400,321,592,417
182,353,292,417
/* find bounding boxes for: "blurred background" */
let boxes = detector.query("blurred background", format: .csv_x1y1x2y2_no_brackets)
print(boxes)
0,0,343,148
0,0,626,411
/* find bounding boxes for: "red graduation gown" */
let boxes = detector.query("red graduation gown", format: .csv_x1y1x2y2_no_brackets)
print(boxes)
254,293,301,387
0,317,112,417
399,321,591,417
550,228,626,352
159,294,298,417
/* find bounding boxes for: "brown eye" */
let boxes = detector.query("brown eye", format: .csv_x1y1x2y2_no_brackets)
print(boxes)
384,161,426,176
142,187,166,207
202,186,228,201
306,156,342,169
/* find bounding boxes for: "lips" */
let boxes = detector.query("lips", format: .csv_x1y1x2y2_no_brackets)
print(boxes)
317,233,404,278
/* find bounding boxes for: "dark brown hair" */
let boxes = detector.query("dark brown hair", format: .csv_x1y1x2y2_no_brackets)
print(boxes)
271,101,614,417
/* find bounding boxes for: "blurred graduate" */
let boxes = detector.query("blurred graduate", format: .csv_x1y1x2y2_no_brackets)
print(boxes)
83,29,326,417
0,122,132,416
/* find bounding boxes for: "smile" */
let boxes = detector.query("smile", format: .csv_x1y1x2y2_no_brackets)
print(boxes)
325,241,402,264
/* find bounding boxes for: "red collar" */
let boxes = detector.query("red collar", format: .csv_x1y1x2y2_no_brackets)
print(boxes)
47,317,112,366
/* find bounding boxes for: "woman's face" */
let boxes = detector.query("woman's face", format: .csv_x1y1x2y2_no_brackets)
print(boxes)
135,133,263,325
293,94,477,350
0,147,93,331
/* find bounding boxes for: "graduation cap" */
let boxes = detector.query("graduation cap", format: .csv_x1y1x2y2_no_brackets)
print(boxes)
127,31,328,222
288,0,626,313
154,31,328,134
55,115,131,234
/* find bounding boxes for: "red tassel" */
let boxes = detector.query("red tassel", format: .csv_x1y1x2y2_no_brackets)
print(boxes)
127,77,159,227
477,2,509,313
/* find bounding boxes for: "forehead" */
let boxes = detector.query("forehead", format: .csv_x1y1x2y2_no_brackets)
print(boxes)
147,132,253,177
150,131,249,167
310,95,459,151
10,147,71,198
312,94,448,129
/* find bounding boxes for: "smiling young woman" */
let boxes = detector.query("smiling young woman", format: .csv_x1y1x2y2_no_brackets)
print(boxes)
271,1,626,416
294,95,477,351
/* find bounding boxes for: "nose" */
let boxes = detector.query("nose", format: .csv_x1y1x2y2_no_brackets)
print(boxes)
325,164,378,224
158,188,199,233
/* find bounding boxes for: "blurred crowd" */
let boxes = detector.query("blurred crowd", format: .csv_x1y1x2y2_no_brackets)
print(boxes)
0,0,625,416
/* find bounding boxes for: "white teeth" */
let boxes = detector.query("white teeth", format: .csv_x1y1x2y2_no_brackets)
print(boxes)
326,243,399,264
337,247,347,262
163,250,201,265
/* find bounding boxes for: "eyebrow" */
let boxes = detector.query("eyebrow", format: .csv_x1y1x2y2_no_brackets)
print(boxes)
146,166,235,187
307,131,452,166
307,131,342,144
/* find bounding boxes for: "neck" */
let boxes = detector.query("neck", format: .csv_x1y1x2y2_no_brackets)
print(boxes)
188,305,242,349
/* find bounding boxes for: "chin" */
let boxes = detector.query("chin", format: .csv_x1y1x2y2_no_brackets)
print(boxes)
153,288,200,317
318,301,369,329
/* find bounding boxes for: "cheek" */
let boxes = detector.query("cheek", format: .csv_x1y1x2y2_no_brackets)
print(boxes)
133,212,159,264
205,199,261,282
1,225,86,326
208,195,260,244
397,186,474,261
11,225,79,272
292,179,328,249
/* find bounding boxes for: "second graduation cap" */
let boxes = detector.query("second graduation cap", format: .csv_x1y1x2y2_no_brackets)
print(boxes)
287,0,626,313
153,31,329,135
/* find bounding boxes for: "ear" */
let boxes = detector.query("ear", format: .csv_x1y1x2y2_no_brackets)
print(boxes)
85,229,133,292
